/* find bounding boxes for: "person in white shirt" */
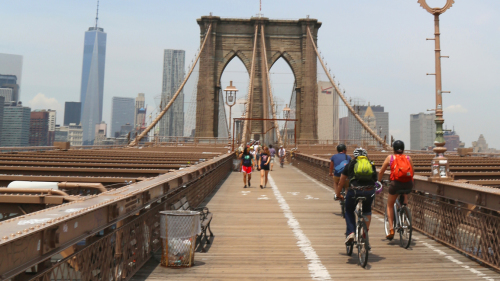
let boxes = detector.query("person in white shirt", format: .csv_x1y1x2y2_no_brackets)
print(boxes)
278,146,286,168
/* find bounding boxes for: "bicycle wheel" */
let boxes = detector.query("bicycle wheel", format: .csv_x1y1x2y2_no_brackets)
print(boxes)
399,207,412,249
357,222,369,268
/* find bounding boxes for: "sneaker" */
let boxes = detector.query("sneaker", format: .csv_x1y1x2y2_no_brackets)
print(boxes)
260,185,263,189
386,229,395,240
345,232,355,245
244,185,247,188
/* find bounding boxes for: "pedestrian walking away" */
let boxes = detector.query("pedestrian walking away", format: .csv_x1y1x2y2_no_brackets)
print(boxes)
259,146,271,188
240,147,254,188
269,145,276,171
278,146,286,168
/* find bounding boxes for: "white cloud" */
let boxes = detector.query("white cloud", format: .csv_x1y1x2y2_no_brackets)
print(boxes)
445,104,468,114
28,93,62,112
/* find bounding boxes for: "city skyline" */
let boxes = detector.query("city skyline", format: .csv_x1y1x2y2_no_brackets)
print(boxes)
1,1,499,146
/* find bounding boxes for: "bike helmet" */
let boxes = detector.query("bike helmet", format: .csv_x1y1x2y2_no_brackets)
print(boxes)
336,143,347,153
393,140,405,154
353,147,367,158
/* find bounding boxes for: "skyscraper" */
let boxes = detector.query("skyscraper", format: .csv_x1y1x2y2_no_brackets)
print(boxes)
111,97,135,137
1,104,31,147
159,49,185,137
64,102,81,126
317,81,339,141
134,93,145,130
0,74,19,103
47,110,56,146
347,104,389,145
410,112,436,150
29,110,49,146
0,53,23,102
80,4,107,144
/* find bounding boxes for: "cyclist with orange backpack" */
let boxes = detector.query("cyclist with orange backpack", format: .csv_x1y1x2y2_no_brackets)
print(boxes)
378,140,414,240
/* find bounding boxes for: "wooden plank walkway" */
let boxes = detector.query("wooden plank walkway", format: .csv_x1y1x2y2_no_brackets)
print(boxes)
132,166,500,280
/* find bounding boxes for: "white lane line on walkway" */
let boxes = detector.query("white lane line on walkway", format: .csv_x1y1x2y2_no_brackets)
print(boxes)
292,167,333,193
268,174,332,281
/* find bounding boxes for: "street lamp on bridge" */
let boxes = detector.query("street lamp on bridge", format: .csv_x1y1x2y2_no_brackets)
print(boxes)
224,81,238,139
282,105,291,146
418,0,454,181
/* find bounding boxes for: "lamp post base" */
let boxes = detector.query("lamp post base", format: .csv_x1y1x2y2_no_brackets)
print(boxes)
428,155,454,182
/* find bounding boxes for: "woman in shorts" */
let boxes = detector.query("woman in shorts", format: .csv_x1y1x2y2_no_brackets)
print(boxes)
241,147,254,188
259,146,271,189
378,140,414,239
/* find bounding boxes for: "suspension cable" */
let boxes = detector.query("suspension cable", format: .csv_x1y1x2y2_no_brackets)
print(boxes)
260,25,283,146
306,26,390,150
241,24,259,145
129,23,213,147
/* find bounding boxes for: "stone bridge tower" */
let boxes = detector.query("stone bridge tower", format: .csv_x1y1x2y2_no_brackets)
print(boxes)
195,16,321,142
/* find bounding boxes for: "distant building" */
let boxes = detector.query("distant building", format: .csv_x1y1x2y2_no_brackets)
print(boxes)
95,121,107,138
64,102,81,126
317,81,339,141
0,75,19,103
0,88,13,103
59,123,83,146
471,134,497,153
47,110,56,146
54,125,68,142
119,123,133,138
347,104,389,146
159,49,185,137
135,93,145,130
0,96,4,141
339,117,348,142
29,110,49,146
0,53,23,101
1,104,31,147
444,130,461,151
111,97,135,137
80,18,107,145
410,112,436,150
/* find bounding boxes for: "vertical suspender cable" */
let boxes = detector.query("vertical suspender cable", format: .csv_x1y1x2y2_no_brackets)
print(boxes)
241,24,259,144
260,25,283,145
306,26,390,150
129,23,213,147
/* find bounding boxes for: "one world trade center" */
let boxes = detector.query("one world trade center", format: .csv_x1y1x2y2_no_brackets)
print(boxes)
80,2,106,145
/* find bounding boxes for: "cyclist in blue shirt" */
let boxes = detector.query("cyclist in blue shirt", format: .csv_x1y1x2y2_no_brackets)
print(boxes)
329,144,351,195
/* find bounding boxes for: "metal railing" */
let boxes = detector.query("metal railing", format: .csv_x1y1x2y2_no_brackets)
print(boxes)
0,153,234,281
291,153,500,270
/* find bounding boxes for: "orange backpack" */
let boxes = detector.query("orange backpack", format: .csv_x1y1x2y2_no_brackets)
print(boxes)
390,154,413,182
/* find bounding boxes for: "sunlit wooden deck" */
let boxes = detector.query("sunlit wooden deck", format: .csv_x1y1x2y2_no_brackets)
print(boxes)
132,165,499,280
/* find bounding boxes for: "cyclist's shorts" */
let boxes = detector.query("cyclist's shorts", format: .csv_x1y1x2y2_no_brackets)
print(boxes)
333,176,349,189
241,166,252,174
389,180,413,195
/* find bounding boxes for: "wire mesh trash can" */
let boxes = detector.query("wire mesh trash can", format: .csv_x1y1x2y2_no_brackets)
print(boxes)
233,158,240,171
160,210,201,267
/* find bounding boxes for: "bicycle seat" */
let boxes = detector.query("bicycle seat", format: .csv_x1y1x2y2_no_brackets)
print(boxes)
356,197,367,202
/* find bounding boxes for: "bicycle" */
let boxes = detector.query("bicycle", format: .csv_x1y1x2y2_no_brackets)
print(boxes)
343,185,381,268
279,156,285,168
382,180,413,249
333,189,346,218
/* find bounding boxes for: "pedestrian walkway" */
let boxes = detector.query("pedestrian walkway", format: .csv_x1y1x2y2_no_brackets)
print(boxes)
132,165,499,281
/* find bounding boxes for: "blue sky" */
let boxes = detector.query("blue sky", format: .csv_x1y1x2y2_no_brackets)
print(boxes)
1,0,499,147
